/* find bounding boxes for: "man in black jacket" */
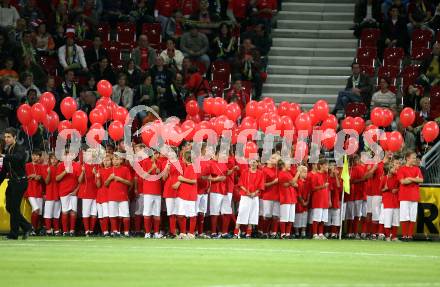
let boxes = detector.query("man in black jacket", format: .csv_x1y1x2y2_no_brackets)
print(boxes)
0,127,32,240
84,36,108,67
332,62,373,115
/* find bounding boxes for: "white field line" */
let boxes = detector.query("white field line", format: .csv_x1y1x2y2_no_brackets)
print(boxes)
208,284,440,287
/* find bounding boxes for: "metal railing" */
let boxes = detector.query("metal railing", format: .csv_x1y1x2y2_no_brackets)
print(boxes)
421,140,440,184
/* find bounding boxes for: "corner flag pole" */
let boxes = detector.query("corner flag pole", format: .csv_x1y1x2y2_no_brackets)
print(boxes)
338,185,345,240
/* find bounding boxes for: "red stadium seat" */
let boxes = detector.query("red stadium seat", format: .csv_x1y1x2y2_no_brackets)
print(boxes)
360,28,381,48
77,39,93,51
210,80,225,98
39,56,59,76
430,86,440,119
383,47,404,68
359,65,375,77
411,46,431,61
411,29,432,50
96,23,110,42
377,66,399,85
401,65,420,88
116,22,136,49
356,47,377,66
211,61,231,88
103,42,122,65
345,102,368,117
141,23,162,45
241,80,253,102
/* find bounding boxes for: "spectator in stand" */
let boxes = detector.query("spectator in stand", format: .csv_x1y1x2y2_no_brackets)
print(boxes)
243,23,272,57
160,38,185,73
82,74,97,92
33,22,55,56
80,0,103,25
133,73,155,107
51,0,80,11
0,32,15,64
72,15,92,42
131,34,156,72
180,26,210,69
397,121,417,151
58,69,79,100
0,0,20,30
129,0,155,35
92,56,116,84
13,72,41,102
58,28,88,73
371,78,397,108
233,38,263,100
162,72,186,119
0,77,15,131
380,5,409,57
21,55,47,88
155,0,178,31
414,96,431,126
181,56,192,82
20,0,43,25
332,62,373,116
9,18,26,45
53,24,65,49
407,0,433,38
50,3,69,32
25,88,38,105
42,76,59,104
164,9,184,42
111,73,133,109
190,0,217,37
181,0,200,18
382,0,408,21
227,0,251,30
251,0,277,32
121,59,143,87
427,4,440,35
404,84,422,108
418,42,440,92
79,90,97,114
185,66,210,108
212,23,237,62
225,77,250,111
149,56,173,106
85,35,108,67
0,57,18,85
19,30,37,65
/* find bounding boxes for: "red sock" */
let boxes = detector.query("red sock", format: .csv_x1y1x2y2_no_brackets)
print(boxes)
331,226,337,234
385,228,391,237
44,218,52,231
280,222,286,234
69,213,76,232
271,218,279,234
372,222,378,235
258,216,265,232
197,213,205,235
153,217,161,234
90,217,97,232
178,217,187,234
31,212,39,230
401,221,409,237
378,224,384,234
312,221,318,235
210,215,219,235
134,215,142,233
189,217,196,234
346,219,353,234
366,218,372,234
110,217,119,232
353,217,360,234
361,218,367,234
83,217,90,232
286,223,292,235
391,226,398,239
61,213,69,233
318,222,324,235
221,214,231,234
234,227,239,235
53,219,60,232
246,226,252,236
123,218,130,233
408,222,415,237
100,218,109,233
143,216,152,234
169,215,176,235
230,213,237,225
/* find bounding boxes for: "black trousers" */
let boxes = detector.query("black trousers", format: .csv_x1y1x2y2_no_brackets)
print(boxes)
5,178,31,238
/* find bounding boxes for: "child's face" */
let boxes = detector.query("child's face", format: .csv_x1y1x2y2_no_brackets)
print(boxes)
49,156,58,166
300,169,307,179
103,156,112,167
112,156,121,166
31,154,40,163
320,163,328,172
250,160,258,169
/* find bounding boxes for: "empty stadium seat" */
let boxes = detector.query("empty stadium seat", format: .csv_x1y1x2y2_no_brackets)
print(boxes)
39,56,59,76
210,80,225,98
383,47,404,68
211,61,231,88
430,86,440,118
401,65,420,88
359,65,375,77
345,102,368,117
116,22,136,49
411,29,432,50
141,23,162,45
411,46,431,61
96,23,110,42
103,42,122,66
377,66,400,85
356,47,377,66
360,28,381,48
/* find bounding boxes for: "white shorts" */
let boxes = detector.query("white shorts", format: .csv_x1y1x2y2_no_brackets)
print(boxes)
379,203,385,224
383,208,400,228
259,198,264,216
262,200,280,218
325,208,341,226
311,208,328,223
308,210,314,224
143,194,161,217
345,201,355,220
165,198,178,216
134,195,144,216
367,196,382,221
60,195,78,213
196,194,208,214
400,201,418,222
108,201,130,218
237,196,259,225
82,199,97,217
28,197,43,214
97,202,109,218
280,204,295,223
176,198,196,217
209,193,233,215
294,212,308,228
43,200,61,219
354,200,367,218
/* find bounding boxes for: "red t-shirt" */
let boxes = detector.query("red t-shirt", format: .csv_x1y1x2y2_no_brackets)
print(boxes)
108,166,132,202
210,160,228,195
196,160,211,195
177,164,198,201
310,172,330,209
380,175,400,209
56,162,80,197
228,0,250,19
78,164,98,199
295,179,309,213
141,158,163,196
181,0,199,16
262,166,279,201
163,160,182,198
397,165,423,202
278,170,297,204
329,175,341,209
351,164,367,201
42,165,59,201
366,163,384,196
140,48,149,71
256,0,277,19
238,169,265,196
97,167,112,204
225,157,236,193
155,0,178,17
25,163,44,198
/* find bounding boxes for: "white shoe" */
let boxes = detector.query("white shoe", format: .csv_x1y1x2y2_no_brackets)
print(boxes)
386,237,391,242
178,233,187,240
313,234,320,240
144,233,151,239
319,234,327,240
187,233,195,239
153,233,163,239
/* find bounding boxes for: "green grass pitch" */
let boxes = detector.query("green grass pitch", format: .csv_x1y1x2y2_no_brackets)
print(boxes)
1,238,439,287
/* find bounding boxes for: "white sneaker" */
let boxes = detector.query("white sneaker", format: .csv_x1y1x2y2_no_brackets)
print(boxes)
319,234,327,240
313,234,320,240
144,233,151,239
153,233,163,239
386,237,391,242
178,233,187,240
187,233,195,239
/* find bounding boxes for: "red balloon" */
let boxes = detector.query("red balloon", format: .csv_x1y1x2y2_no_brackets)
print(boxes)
400,107,416,128
60,97,77,120
295,112,312,135
141,123,160,147
97,80,113,98
380,132,391,151
308,109,319,126
108,121,124,141
382,108,394,127
89,109,106,125
96,105,110,122
244,141,258,159
263,101,277,114
212,97,227,116
387,131,404,152
240,117,258,131
113,106,129,123
245,101,258,118
96,97,111,106
203,97,215,115
352,117,365,134
254,101,266,119
43,111,59,133
258,112,272,132
214,115,234,135
17,104,32,125
181,120,196,141
58,120,72,139
280,115,294,136
193,121,213,141
321,114,338,131
288,103,301,122
225,103,241,122
322,128,337,150
422,121,440,143
169,126,184,147
278,101,290,116
186,100,199,116
186,113,201,123
31,103,47,123
262,97,274,104
39,92,56,111
71,110,88,133
313,100,329,121
370,107,384,127
90,123,103,130
23,119,38,136
341,116,355,130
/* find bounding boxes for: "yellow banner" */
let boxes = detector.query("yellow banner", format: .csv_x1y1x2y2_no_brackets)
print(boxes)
418,186,440,237
0,179,32,233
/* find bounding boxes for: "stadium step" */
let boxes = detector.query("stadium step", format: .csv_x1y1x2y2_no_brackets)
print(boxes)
283,0,353,3
268,56,353,67
266,75,347,86
273,38,357,49
277,11,353,21
282,2,355,13
267,65,351,76
269,47,355,57
272,29,353,39
268,93,337,105
277,20,353,30
262,83,342,95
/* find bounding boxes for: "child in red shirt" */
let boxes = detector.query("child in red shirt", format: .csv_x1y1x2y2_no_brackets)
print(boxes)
277,161,299,239
132,144,147,236
208,150,228,238
261,153,280,238
294,166,308,238
310,159,330,239
43,153,61,235
96,154,113,236
25,149,44,234
326,162,342,239
381,162,401,241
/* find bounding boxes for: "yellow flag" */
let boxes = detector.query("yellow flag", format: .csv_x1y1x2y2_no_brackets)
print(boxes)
341,155,350,194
